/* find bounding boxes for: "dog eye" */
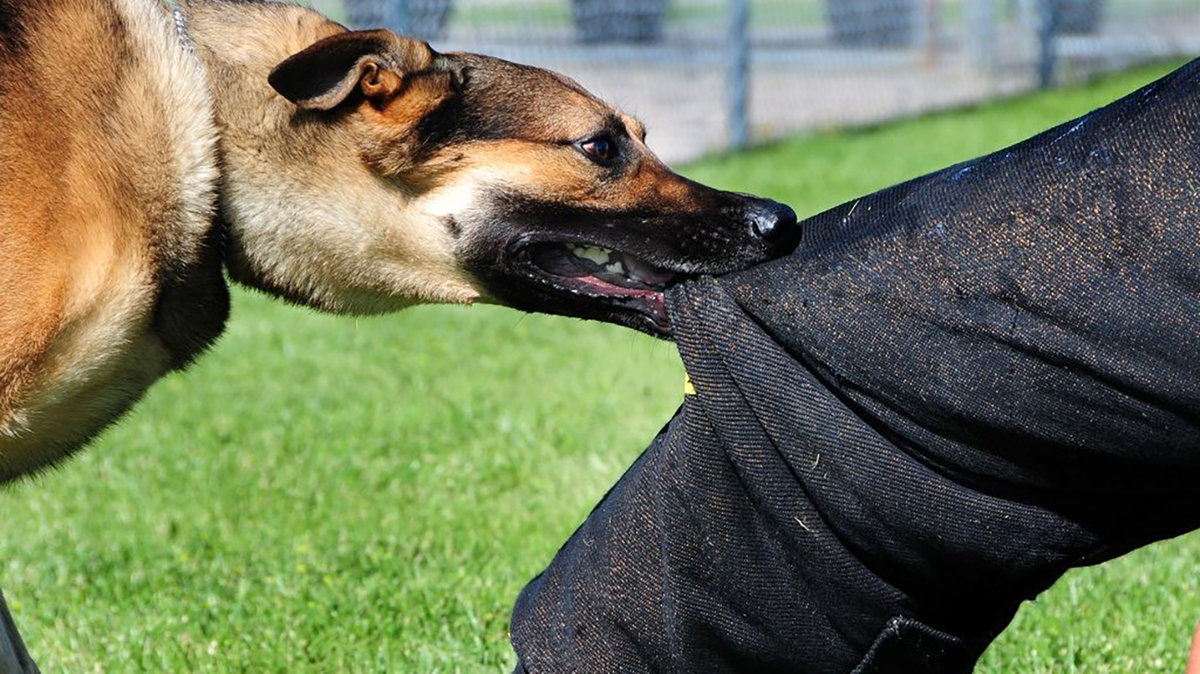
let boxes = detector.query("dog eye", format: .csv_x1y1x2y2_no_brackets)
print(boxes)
579,135,617,164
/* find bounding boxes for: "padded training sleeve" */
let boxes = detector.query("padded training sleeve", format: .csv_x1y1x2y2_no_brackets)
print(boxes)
511,59,1200,673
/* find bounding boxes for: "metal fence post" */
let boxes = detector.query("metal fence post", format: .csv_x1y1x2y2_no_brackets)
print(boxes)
726,0,750,151
1037,0,1060,88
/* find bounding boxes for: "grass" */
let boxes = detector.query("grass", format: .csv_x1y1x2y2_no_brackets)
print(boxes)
2,61,1197,672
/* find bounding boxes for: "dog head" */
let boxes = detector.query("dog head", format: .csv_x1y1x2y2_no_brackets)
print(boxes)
243,24,798,335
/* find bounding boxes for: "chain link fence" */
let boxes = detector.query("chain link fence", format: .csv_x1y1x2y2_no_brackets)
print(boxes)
309,0,1200,162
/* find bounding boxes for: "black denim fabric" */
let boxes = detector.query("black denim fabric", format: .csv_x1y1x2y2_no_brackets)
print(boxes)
511,59,1200,673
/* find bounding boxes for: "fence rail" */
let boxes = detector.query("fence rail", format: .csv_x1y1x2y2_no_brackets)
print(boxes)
309,0,1200,162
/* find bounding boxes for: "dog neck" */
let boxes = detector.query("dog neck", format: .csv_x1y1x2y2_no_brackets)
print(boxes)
182,1,480,314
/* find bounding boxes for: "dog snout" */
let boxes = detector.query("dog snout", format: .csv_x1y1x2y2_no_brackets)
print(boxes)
744,198,800,254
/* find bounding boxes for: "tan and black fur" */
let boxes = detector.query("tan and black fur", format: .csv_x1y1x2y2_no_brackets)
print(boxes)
0,0,797,669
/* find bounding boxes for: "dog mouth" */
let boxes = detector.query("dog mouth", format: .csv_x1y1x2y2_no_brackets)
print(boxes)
513,240,686,335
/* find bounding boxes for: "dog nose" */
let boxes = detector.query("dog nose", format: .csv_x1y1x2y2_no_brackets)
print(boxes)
748,199,800,250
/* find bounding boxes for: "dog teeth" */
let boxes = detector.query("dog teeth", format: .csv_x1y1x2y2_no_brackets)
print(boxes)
564,244,656,286
606,260,627,276
571,245,612,266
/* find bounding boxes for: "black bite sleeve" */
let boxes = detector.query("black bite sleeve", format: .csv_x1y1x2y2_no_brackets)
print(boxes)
511,59,1200,673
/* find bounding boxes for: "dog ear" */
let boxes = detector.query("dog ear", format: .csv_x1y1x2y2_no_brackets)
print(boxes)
268,30,435,111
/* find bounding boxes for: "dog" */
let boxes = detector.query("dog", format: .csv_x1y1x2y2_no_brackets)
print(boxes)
0,0,798,669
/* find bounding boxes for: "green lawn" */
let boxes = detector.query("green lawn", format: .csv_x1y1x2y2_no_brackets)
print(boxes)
2,61,1197,672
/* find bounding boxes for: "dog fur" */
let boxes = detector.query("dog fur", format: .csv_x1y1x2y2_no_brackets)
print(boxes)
1,0,797,484
0,0,797,668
